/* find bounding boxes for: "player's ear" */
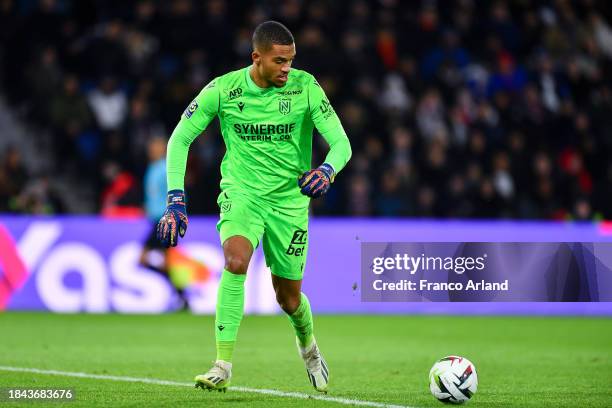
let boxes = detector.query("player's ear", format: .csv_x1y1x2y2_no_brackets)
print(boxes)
252,50,261,65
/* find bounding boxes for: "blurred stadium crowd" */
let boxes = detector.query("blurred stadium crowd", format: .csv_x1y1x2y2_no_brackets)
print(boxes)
1,0,611,219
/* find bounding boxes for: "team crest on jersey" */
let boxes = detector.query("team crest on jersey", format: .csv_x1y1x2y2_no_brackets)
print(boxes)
221,201,231,213
279,98,291,115
184,100,198,118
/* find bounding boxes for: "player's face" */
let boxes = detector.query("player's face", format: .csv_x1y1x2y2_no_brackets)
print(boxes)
253,43,296,87
148,138,166,162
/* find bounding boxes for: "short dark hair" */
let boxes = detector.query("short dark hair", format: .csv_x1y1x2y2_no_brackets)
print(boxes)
252,21,294,51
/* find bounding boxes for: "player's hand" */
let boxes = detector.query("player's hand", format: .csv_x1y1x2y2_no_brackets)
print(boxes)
156,190,189,247
298,163,335,198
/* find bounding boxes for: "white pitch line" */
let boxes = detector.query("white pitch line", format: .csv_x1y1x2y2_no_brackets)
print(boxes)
0,366,415,408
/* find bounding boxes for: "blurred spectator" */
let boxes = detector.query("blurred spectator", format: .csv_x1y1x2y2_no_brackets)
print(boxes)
486,52,527,98
492,151,515,203
416,89,447,143
347,172,371,216
87,76,128,131
0,146,64,214
49,74,92,130
49,74,94,169
12,175,64,214
126,96,166,167
0,147,27,211
379,73,412,116
80,20,129,78
100,161,142,217
25,46,63,117
589,13,612,59
421,29,470,82
143,136,167,222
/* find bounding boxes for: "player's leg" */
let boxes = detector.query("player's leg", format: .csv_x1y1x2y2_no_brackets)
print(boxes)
195,235,253,392
139,223,189,309
195,191,263,392
271,274,312,346
271,274,328,392
216,235,252,362
139,222,169,273
263,209,329,392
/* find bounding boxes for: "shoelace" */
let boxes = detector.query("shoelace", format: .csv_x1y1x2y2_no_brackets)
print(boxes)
303,345,322,372
207,363,229,378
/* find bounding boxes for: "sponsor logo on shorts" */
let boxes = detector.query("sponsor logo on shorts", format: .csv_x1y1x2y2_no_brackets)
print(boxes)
286,229,307,256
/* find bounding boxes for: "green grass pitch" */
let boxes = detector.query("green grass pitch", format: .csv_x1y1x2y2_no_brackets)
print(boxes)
0,312,610,407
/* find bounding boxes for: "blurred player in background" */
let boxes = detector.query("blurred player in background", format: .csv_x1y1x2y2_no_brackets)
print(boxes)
139,135,190,310
156,21,351,393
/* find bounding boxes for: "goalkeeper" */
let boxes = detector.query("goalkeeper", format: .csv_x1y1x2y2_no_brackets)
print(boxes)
157,21,351,393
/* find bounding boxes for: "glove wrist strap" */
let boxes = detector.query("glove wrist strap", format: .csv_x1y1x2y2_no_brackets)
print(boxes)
167,189,186,206
319,163,336,183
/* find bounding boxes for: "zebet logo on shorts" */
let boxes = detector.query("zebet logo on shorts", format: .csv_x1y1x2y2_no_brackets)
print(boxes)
286,229,307,256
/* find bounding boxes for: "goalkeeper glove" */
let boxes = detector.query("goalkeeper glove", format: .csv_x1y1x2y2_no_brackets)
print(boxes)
298,163,335,198
156,189,188,247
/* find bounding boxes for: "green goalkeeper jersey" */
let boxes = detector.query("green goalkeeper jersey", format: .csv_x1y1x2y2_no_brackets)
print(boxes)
166,66,352,210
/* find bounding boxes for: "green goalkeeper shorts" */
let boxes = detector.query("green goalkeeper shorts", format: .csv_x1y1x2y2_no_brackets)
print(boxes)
216,190,309,280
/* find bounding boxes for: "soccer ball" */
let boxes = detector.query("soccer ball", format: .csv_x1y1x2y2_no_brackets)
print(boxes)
429,356,478,404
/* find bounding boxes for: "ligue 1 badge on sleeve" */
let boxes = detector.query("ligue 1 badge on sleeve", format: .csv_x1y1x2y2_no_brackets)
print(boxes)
184,100,198,118
279,98,291,115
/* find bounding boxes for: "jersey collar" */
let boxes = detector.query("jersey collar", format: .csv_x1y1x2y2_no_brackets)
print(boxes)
245,66,283,96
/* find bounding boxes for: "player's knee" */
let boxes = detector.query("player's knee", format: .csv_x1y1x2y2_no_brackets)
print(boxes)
224,255,249,274
276,292,300,314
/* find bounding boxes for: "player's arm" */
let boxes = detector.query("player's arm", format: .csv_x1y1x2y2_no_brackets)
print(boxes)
157,80,220,247
298,77,352,198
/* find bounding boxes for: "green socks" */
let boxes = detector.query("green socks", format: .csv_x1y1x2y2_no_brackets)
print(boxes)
215,274,314,361
288,293,314,348
215,270,246,362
